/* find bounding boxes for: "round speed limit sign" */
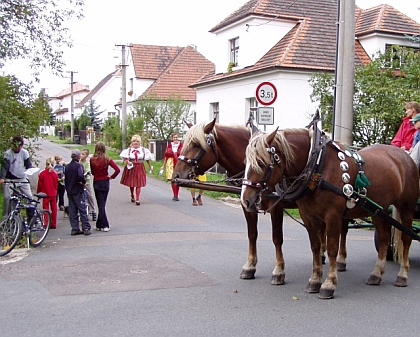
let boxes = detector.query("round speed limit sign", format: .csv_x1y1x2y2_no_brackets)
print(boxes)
256,82,277,106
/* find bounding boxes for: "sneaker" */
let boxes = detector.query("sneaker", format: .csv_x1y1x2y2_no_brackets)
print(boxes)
95,227,101,231
84,229,91,235
59,205,65,211
172,196,179,201
103,227,110,232
71,229,84,236
136,200,140,206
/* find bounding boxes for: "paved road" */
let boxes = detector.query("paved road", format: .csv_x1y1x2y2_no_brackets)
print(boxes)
1,140,420,336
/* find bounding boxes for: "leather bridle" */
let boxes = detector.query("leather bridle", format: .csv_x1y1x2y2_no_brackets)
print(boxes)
178,132,219,179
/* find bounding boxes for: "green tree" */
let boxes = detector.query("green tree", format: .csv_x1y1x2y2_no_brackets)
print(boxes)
0,0,84,80
78,99,104,131
102,116,122,149
133,94,192,140
0,75,50,159
309,45,420,146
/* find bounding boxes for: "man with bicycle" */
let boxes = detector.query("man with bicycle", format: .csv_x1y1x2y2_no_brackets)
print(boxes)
0,136,34,220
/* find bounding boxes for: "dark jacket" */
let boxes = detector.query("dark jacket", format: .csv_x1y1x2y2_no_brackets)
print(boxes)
64,159,86,195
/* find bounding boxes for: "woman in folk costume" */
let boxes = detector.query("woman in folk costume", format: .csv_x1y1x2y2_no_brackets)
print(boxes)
120,135,153,206
37,157,58,229
160,132,183,201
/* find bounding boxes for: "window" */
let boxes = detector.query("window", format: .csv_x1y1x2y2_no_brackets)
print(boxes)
211,102,219,123
385,44,420,69
246,97,258,128
229,37,239,66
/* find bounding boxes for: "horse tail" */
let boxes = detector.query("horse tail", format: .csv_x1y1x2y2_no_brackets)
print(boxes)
391,207,403,263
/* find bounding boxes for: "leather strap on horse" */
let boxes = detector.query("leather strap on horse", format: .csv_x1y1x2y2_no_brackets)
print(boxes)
317,178,420,242
355,197,420,242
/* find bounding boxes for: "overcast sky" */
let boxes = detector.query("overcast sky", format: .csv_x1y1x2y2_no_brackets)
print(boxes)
2,0,420,96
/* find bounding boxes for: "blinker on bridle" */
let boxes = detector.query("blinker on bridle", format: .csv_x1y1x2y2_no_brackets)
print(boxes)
242,146,283,191
178,132,219,178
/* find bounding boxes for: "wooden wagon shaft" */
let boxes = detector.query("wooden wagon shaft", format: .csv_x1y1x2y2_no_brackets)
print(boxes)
172,178,242,194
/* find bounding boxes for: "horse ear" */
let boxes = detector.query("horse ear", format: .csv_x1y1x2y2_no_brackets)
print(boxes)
267,128,278,145
184,119,193,129
204,118,216,134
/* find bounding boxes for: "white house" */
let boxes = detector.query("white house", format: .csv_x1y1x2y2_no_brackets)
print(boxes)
70,44,214,126
49,83,90,122
192,0,420,132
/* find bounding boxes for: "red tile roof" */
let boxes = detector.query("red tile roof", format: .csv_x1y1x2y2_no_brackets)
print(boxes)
50,82,90,99
130,44,214,101
356,4,420,37
193,0,420,87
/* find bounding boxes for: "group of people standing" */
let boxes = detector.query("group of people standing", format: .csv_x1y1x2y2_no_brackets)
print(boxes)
0,131,208,237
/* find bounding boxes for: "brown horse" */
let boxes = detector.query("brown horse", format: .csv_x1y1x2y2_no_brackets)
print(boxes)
172,119,346,284
241,127,419,299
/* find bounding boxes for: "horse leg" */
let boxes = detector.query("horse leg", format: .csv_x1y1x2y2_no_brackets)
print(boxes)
302,217,323,294
367,218,390,285
240,207,258,279
270,204,285,285
394,208,413,287
337,219,349,272
318,215,341,299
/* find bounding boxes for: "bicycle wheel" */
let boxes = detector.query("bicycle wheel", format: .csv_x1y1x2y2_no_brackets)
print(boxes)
0,213,23,256
28,210,51,247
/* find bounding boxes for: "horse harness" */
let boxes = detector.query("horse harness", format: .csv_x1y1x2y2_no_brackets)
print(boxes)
178,132,219,179
242,123,420,241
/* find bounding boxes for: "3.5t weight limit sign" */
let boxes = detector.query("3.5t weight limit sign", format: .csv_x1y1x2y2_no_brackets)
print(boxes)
256,82,277,106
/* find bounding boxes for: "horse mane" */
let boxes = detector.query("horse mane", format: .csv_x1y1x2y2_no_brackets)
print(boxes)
182,122,251,153
246,129,303,174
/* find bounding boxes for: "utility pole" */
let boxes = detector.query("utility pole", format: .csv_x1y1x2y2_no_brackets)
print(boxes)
116,44,128,150
67,70,78,142
333,0,355,145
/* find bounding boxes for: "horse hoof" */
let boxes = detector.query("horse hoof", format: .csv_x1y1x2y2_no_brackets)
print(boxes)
366,274,381,285
305,282,321,293
240,269,256,279
395,276,408,287
271,274,285,285
337,262,347,272
318,288,335,299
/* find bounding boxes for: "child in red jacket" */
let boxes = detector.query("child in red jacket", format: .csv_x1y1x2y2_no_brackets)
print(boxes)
37,157,58,229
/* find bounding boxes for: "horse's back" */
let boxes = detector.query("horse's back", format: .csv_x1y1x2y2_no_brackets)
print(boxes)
360,144,419,205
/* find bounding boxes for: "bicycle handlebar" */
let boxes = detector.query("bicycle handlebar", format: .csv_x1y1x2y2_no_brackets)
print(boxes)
9,186,44,205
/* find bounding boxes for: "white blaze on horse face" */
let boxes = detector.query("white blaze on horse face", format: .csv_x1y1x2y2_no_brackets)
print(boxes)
241,162,251,208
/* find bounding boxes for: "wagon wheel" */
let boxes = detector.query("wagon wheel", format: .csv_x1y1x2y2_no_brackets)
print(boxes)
373,230,393,261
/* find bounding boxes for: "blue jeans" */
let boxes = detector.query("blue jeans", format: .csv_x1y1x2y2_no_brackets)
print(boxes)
67,192,90,231
93,180,110,229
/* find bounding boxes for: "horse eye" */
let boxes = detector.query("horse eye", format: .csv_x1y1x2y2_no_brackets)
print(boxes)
257,160,265,168
193,143,201,149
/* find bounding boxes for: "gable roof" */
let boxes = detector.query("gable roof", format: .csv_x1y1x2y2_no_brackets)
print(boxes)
130,44,183,80
193,0,420,87
50,82,90,99
75,68,121,109
131,44,214,101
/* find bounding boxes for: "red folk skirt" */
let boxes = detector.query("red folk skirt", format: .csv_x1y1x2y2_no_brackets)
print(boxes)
120,162,147,187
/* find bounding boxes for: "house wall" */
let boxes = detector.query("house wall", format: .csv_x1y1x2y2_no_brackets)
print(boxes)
51,92,88,121
213,18,295,74
358,34,419,59
196,71,318,132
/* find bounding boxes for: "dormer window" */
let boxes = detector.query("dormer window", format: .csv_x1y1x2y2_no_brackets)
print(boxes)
229,37,239,66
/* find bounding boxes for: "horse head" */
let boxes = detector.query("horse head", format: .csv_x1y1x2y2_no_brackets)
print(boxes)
173,118,218,180
241,128,297,212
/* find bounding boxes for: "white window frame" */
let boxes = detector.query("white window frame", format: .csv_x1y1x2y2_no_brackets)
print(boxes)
229,37,239,66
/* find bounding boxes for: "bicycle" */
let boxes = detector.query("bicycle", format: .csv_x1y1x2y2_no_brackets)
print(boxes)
0,184,51,256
